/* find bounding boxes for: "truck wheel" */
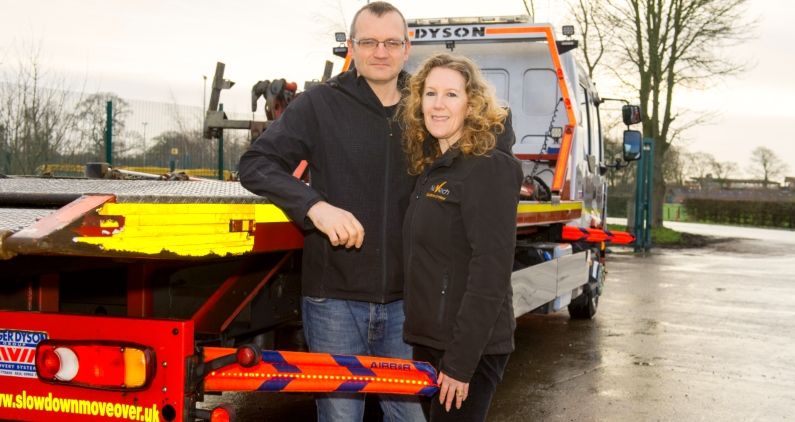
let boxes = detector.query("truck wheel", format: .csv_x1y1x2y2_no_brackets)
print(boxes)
568,289,598,319
569,251,603,319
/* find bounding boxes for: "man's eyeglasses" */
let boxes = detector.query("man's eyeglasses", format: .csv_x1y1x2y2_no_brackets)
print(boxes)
351,38,406,51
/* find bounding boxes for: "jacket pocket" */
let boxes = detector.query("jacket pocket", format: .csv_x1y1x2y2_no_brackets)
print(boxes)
437,270,449,324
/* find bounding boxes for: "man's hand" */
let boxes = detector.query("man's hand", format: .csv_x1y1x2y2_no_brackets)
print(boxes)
437,371,469,412
306,201,365,248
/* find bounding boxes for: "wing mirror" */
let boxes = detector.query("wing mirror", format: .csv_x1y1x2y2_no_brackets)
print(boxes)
622,104,642,126
623,130,642,162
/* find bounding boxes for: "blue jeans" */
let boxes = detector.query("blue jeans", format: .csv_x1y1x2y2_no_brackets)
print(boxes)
302,296,426,422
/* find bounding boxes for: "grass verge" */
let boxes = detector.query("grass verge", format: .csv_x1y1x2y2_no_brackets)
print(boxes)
607,224,711,248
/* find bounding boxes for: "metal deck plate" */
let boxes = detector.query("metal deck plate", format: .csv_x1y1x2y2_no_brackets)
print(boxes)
0,178,271,204
0,208,54,233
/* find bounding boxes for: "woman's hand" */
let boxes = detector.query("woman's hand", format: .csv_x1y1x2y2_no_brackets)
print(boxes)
437,371,469,412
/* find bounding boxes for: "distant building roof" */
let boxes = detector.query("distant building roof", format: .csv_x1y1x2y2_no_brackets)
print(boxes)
690,177,781,189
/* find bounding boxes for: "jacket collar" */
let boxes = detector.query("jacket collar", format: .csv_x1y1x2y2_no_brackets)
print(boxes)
425,144,462,174
355,69,409,90
328,69,409,112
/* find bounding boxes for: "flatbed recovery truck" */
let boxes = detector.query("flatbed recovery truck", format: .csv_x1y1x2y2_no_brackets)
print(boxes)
0,16,640,421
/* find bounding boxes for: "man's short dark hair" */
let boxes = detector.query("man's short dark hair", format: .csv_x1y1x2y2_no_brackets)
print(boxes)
349,1,408,40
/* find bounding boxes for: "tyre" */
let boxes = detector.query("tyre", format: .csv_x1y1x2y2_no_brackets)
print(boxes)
568,288,598,319
569,253,603,319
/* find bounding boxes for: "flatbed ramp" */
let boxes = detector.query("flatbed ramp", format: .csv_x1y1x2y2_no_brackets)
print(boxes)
0,178,303,259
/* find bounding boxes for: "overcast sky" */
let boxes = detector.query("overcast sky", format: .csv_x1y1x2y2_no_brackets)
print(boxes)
2,0,793,178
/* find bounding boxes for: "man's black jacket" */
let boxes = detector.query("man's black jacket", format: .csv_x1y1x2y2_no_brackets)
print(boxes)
402,138,523,383
238,69,414,304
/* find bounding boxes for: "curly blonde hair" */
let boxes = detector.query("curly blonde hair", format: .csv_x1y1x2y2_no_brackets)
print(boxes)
400,53,507,175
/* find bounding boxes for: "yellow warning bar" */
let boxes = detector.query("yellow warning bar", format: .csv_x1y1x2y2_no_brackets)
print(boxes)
74,202,292,257
517,201,582,214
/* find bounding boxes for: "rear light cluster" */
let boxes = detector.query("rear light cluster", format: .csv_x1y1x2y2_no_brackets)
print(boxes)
195,405,234,422
36,340,155,391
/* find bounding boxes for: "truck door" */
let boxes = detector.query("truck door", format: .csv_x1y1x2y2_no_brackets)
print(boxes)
576,82,607,226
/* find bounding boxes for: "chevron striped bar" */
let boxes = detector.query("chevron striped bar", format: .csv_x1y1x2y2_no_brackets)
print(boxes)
202,347,439,396
561,225,636,245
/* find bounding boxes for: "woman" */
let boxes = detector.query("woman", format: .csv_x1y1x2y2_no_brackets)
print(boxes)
400,53,523,421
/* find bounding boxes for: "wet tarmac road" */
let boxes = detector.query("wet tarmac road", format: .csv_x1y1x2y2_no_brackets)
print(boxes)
206,224,795,420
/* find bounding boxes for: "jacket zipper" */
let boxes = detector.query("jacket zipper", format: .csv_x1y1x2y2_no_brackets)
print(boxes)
381,116,392,303
437,270,449,323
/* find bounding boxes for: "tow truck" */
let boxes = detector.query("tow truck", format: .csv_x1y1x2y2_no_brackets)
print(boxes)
0,15,640,421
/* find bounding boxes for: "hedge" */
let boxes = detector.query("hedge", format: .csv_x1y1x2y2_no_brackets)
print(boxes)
683,198,795,229
607,195,631,218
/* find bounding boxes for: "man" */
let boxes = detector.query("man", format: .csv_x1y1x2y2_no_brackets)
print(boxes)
238,2,423,421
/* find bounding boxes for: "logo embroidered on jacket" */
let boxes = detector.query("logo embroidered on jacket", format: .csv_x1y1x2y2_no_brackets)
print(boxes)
426,181,450,201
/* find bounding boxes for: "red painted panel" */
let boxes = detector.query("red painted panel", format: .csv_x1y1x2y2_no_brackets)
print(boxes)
37,274,59,313
0,311,193,422
252,222,304,253
127,263,155,318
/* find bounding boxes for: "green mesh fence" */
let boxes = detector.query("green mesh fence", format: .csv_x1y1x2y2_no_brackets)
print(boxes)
1,89,255,179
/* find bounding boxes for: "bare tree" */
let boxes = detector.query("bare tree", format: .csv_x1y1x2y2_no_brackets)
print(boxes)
661,143,685,186
0,43,80,175
73,92,130,160
681,150,710,181
747,146,788,185
166,98,212,170
313,0,350,37
602,0,753,226
708,157,737,181
569,0,608,79
147,128,249,172
149,130,209,169
523,0,535,21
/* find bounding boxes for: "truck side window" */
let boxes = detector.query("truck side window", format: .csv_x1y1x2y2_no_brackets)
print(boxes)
589,94,602,161
577,83,592,156
482,69,510,104
595,105,604,162
522,69,558,115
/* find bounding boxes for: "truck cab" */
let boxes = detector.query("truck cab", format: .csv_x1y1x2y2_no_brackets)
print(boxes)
407,16,609,228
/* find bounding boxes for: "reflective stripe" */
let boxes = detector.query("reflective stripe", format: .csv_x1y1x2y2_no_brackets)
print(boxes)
203,348,438,396
517,201,582,213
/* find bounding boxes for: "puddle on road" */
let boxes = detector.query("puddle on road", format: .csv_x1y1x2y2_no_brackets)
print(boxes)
632,318,659,336
598,388,630,398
